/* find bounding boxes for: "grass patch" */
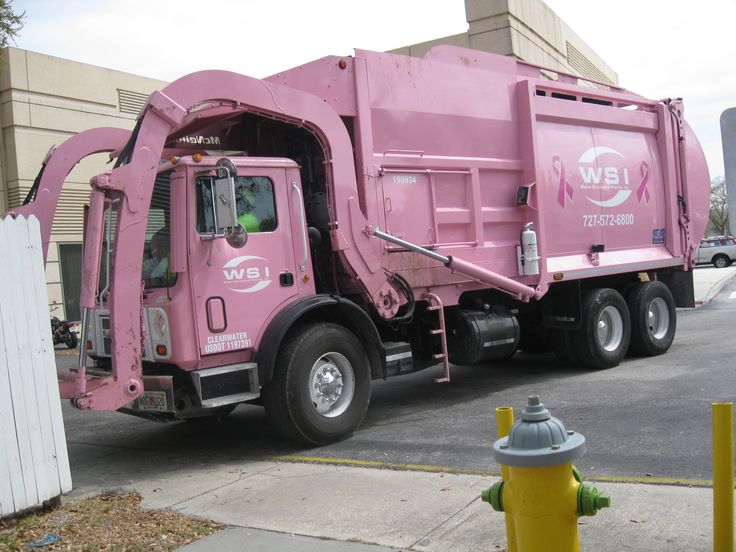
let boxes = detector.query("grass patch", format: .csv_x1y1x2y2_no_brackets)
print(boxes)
0,490,221,551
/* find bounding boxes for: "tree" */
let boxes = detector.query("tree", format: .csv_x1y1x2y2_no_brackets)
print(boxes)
0,0,24,50
709,176,730,236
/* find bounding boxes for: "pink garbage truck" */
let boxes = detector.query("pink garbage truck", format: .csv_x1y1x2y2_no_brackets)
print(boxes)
7,46,710,444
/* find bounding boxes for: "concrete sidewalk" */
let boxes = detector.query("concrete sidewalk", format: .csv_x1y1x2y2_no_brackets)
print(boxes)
171,268,735,551
163,460,710,551
693,266,736,304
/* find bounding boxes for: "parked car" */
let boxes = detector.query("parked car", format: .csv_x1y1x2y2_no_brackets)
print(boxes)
696,236,736,268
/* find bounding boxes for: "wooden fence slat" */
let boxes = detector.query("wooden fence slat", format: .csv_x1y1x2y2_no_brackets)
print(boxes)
0,312,22,517
26,216,71,494
0,216,72,517
0,218,32,513
8,216,50,506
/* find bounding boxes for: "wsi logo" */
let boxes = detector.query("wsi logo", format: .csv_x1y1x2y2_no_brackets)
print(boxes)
222,256,272,293
553,147,650,208
578,147,632,208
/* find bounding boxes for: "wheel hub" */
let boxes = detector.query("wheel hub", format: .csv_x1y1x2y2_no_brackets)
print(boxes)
597,306,623,352
309,352,355,417
647,297,670,339
314,364,343,404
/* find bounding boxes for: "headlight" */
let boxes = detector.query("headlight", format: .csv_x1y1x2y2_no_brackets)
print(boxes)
153,311,167,336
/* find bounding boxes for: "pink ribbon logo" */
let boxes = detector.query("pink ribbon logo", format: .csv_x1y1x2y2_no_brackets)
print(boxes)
637,161,650,203
553,154,573,207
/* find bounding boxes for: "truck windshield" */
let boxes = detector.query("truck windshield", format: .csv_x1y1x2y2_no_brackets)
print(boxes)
142,171,176,288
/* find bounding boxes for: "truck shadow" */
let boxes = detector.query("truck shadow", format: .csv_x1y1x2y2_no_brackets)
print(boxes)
61,352,592,483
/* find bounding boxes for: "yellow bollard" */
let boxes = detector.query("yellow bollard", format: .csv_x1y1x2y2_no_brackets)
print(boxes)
496,406,517,552
713,402,734,552
482,396,610,552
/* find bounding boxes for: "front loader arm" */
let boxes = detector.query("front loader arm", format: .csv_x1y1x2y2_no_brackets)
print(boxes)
69,70,393,412
6,127,130,263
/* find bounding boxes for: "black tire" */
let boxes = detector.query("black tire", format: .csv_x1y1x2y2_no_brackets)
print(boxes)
572,289,630,369
713,255,730,269
626,281,676,356
65,332,78,349
551,329,580,367
263,323,371,445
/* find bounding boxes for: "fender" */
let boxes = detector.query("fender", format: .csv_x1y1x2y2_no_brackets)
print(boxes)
255,294,386,387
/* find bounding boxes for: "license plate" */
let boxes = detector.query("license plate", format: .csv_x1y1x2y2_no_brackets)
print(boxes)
136,391,168,412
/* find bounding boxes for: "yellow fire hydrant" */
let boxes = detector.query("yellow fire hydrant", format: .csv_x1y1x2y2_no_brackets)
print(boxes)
482,395,610,552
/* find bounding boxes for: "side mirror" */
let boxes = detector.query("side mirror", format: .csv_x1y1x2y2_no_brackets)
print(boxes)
226,223,248,249
213,172,237,229
215,157,237,179
212,158,239,231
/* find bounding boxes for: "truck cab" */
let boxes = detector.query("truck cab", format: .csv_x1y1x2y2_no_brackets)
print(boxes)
86,155,315,420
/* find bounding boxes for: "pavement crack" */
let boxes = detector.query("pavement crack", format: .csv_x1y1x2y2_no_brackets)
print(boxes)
408,495,482,549
164,463,284,510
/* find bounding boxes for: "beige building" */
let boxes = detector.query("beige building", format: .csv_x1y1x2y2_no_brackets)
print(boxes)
391,0,618,86
0,48,165,320
0,0,615,322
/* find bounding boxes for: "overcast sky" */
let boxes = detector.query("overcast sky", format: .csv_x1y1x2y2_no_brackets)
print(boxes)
13,0,735,178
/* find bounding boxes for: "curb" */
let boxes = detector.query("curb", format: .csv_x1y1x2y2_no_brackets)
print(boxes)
695,269,736,306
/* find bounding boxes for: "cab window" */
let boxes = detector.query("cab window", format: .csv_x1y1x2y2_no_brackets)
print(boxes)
196,175,277,234
142,171,176,288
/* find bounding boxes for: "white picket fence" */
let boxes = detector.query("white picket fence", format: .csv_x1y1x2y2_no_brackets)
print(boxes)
0,216,71,518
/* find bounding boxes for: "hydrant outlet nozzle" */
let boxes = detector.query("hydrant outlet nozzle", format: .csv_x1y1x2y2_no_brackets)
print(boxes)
482,481,505,512
577,483,611,516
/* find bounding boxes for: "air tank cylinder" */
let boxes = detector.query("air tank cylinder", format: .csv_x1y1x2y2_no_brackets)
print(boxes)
446,306,520,365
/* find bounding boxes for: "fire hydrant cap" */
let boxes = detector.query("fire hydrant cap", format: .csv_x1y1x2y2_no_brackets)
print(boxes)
577,483,611,516
492,395,586,467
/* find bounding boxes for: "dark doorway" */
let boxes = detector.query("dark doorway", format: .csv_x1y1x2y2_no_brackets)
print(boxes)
59,243,82,321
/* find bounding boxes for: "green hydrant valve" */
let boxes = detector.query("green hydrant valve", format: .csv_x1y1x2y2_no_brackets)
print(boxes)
482,481,505,512
577,483,611,516
572,464,582,483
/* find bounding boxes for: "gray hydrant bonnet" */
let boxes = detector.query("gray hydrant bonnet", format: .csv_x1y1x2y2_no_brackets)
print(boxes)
492,395,586,467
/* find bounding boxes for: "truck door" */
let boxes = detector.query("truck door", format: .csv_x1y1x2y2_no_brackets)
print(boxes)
189,165,303,358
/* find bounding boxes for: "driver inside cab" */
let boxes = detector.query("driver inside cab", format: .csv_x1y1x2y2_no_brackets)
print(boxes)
236,185,260,232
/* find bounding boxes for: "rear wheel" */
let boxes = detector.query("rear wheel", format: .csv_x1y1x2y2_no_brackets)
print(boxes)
263,322,371,445
573,289,630,369
713,255,730,268
626,281,676,356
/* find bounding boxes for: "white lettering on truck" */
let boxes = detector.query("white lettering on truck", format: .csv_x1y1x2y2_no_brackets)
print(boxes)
204,331,252,353
222,256,272,293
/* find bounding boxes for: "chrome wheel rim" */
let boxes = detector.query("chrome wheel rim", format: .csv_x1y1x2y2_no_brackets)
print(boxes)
597,306,624,352
647,297,670,340
309,352,355,418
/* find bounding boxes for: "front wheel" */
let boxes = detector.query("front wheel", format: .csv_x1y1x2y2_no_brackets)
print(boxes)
263,323,371,445
713,255,730,269
627,281,676,356
573,288,630,369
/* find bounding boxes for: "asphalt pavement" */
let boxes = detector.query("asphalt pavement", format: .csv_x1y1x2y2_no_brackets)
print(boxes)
53,267,736,551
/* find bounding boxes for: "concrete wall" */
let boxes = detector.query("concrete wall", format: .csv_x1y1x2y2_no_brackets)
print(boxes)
0,47,166,319
390,0,618,86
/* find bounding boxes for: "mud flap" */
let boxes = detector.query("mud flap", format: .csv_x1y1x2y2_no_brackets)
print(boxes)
542,280,582,330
